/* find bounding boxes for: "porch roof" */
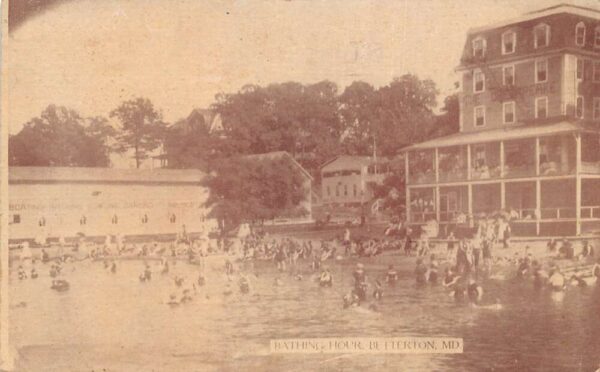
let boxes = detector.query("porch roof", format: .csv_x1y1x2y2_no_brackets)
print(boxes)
402,121,585,151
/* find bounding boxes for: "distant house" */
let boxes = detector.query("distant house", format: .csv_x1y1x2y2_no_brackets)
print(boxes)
320,155,398,207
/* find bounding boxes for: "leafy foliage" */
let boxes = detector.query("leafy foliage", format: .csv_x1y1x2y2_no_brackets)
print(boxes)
9,105,113,167
109,97,166,168
203,155,308,228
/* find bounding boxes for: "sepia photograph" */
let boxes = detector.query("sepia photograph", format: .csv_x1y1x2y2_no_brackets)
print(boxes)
1,0,600,370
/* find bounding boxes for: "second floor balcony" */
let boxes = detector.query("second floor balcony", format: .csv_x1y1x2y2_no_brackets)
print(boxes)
405,123,592,185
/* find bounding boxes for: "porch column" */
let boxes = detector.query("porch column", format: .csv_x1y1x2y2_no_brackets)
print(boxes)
536,179,541,236
435,186,440,224
576,134,582,235
405,153,410,223
500,182,506,210
468,184,473,228
467,145,472,180
535,137,540,176
500,141,505,177
434,147,439,183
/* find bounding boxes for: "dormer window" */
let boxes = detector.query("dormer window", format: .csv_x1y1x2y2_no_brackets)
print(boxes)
472,37,486,58
473,70,485,93
595,26,600,48
502,30,516,54
534,24,550,49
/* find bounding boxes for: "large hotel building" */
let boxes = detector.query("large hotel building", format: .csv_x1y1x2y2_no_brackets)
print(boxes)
404,5,600,237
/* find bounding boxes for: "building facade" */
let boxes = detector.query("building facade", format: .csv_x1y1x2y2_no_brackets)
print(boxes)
404,5,600,237
320,155,394,207
8,167,212,242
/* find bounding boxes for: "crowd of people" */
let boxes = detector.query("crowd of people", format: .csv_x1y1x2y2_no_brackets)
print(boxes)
10,219,600,312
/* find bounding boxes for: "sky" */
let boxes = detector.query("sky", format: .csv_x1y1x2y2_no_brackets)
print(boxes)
5,0,598,134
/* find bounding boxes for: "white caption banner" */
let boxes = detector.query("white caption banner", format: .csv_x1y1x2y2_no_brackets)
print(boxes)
271,337,463,354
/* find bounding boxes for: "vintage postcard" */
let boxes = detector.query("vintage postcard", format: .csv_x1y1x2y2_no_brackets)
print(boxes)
1,0,600,371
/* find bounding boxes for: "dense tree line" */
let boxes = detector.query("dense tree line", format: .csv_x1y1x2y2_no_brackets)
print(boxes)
9,75,459,224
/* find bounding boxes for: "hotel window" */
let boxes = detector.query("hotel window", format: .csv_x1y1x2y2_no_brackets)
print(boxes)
535,59,548,83
80,216,87,225
533,23,550,49
472,37,486,58
111,214,118,225
474,106,485,127
575,22,586,46
502,30,516,54
38,217,46,227
335,185,339,197
503,65,515,86
576,96,584,119
473,70,485,93
344,184,348,196
595,26,600,48
353,184,357,197
141,214,149,224
170,214,177,223
577,58,584,81
503,102,516,124
326,186,331,197
594,98,600,120
535,97,548,119
594,62,600,82
12,214,21,224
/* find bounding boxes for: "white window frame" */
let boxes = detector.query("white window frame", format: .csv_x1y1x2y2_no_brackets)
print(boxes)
535,58,548,83
503,64,515,86
594,61,600,83
576,96,584,119
535,96,548,119
595,26,600,48
473,69,485,93
503,101,516,124
594,97,600,120
472,37,486,58
577,58,585,81
474,106,486,127
502,30,516,55
534,23,550,49
575,22,586,46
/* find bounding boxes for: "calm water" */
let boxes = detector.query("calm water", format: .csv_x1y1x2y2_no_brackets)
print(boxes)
9,254,600,372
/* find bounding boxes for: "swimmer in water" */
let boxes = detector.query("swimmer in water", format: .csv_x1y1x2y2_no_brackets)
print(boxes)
548,267,565,291
352,263,368,301
467,278,483,303
415,258,428,286
443,267,460,287
386,265,398,286
17,265,27,280
343,290,360,309
319,268,333,287
239,275,250,294
197,273,206,287
373,280,383,300
428,254,439,284
180,289,193,303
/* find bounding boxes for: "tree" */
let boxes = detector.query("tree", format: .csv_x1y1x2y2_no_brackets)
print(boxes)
203,155,308,230
339,75,439,157
9,105,112,167
430,93,460,138
211,81,342,175
164,115,213,169
110,97,166,168
339,81,377,155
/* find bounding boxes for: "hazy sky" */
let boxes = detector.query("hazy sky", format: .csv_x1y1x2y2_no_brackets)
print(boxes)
6,0,597,133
